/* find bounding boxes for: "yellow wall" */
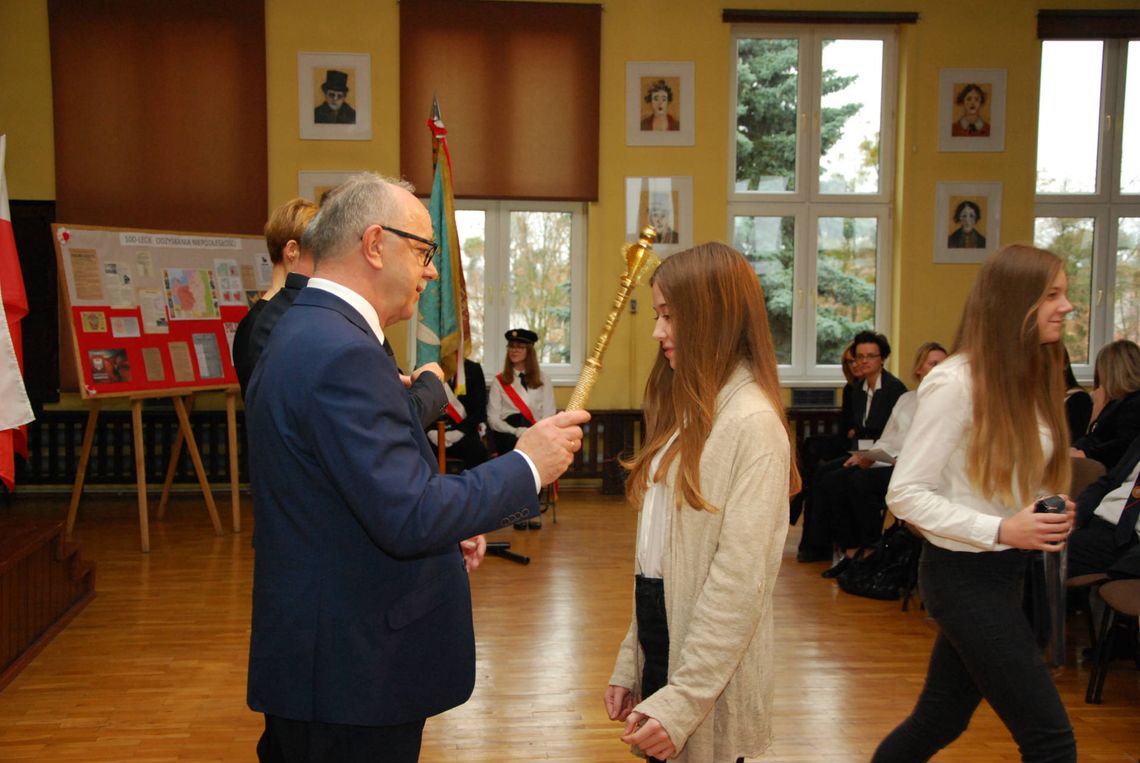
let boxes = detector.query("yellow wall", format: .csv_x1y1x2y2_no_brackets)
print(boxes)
3,0,1138,410
0,0,55,199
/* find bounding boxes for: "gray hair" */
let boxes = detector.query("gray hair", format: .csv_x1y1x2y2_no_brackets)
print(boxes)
307,173,416,266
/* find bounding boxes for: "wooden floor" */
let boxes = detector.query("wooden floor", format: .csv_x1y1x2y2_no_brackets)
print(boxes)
0,491,1137,762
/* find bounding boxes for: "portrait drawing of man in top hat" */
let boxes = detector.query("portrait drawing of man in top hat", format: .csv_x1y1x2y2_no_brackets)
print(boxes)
314,69,356,125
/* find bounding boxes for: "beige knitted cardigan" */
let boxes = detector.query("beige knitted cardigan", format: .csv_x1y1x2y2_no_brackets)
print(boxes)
608,365,791,762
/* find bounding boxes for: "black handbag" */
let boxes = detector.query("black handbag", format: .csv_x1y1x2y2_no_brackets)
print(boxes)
837,522,920,601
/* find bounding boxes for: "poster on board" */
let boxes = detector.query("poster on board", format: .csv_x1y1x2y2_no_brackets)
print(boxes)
53,224,271,398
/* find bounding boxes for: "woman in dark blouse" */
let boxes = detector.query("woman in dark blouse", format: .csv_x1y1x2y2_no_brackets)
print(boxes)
1072,339,1140,470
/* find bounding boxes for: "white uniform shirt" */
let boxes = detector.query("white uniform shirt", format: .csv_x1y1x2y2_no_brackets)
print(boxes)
488,372,555,435
887,354,1054,552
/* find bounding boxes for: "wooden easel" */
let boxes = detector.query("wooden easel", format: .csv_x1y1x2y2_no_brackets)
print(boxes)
65,387,237,552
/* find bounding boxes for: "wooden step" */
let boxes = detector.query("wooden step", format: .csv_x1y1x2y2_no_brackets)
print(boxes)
0,520,96,691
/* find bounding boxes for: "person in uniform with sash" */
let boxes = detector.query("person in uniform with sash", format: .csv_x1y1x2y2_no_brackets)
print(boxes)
488,328,555,528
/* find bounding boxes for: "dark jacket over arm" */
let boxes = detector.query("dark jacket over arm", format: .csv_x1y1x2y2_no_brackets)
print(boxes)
1074,389,1140,470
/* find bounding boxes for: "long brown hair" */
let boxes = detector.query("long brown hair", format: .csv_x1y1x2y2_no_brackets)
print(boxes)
624,243,801,512
501,342,543,389
953,244,1070,505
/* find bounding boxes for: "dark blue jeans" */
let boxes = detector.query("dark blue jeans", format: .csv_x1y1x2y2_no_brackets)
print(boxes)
873,543,1076,762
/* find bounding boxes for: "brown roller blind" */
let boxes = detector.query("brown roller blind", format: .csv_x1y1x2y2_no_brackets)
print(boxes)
1038,10,1140,40
400,0,601,201
48,0,268,234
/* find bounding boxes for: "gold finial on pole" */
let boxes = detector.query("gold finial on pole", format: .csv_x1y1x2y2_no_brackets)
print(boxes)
565,227,659,411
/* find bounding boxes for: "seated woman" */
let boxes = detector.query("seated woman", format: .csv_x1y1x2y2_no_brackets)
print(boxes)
1072,339,1140,471
487,328,555,528
817,342,949,578
797,330,909,562
427,358,489,471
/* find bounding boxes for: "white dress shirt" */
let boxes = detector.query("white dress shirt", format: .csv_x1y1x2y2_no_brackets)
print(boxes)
488,372,555,435
887,354,1055,552
1092,458,1140,540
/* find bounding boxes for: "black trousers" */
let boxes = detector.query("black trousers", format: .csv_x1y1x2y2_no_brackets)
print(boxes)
873,544,1076,762
1067,515,1140,578
817,464,893,550
635,576,744,763
490,412,529,456
257,714,425,763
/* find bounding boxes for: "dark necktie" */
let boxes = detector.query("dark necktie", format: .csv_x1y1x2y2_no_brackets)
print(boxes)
1115,469,1140,546
518,372,526,389
381,340,394,358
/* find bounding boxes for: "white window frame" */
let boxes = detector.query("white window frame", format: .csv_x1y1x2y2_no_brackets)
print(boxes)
410,199,587,385
1034,38,1140,378
728,25,897,383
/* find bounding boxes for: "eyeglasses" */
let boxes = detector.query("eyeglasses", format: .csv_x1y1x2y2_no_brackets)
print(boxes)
855,353,881,362
369,224,439,267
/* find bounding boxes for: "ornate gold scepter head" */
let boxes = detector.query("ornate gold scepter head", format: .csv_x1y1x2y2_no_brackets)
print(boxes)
565,227,659,411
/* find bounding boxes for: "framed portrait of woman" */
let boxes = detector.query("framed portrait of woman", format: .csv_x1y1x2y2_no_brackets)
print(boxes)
933,182,1002,263
626,62,695,147
625,176,693,256
938,68,1006,152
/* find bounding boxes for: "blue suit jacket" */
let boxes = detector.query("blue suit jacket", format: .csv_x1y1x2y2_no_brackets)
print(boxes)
245,287,538,726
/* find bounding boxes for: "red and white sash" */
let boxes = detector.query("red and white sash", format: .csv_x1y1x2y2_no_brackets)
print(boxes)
496,373,537,425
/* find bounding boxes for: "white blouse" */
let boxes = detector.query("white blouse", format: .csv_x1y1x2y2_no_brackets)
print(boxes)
887,354,1054,553
637,430,680,578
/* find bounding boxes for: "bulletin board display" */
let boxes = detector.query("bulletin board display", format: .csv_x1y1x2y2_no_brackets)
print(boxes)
53,224,272,399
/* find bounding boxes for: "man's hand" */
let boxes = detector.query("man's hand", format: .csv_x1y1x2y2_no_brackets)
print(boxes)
515,410,590,486
844,454,874,469
621,712,675,760
460,535,487,572
411,362,446,384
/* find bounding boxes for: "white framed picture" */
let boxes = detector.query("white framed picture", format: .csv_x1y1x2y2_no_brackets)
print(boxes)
625,176,693,256
298,171,360,203
626,62,695,147
934,181,1002,264
938,68,1006,152
298,52,372,141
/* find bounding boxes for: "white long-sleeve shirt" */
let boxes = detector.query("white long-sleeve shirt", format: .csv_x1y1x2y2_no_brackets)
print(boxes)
487,372,555,435
887,354,1055,552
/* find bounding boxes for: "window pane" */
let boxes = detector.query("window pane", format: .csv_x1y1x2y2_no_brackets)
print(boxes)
734,215,795,364
819,39,883,194
735,38,799,192
508,211,572,364
1116,217,1140,340
1121,42,1140,194
1036,41,1103,194
455,210,486,364
1034,217,1094,363
816,217,876,364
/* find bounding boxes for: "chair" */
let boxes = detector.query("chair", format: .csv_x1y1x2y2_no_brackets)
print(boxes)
1085,578,1140,704
1070,456,1106,499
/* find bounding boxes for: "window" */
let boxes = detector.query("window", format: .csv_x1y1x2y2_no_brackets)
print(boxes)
1034,39,1140,367
445,201,587,384
729,27,896,381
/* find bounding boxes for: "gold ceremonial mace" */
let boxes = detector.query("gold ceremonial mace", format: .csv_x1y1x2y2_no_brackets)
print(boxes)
565,227,659,411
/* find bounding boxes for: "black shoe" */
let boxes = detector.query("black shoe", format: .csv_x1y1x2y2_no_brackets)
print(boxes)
797,547,832,563
822,557,853,578
513,521,528,530
528,519,542,530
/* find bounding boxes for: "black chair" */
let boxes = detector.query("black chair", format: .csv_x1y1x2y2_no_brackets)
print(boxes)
1085,578,1140,704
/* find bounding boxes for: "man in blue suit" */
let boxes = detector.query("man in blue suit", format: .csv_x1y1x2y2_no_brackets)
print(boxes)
245,173,588,762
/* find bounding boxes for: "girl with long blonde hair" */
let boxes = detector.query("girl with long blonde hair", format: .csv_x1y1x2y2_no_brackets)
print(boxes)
604,243,800,763
874,245,1077,762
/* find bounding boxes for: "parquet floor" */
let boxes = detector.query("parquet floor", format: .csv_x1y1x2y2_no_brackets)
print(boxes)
0,491,1137,762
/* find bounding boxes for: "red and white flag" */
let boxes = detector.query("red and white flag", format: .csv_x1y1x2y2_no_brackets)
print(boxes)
0,134,34,491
